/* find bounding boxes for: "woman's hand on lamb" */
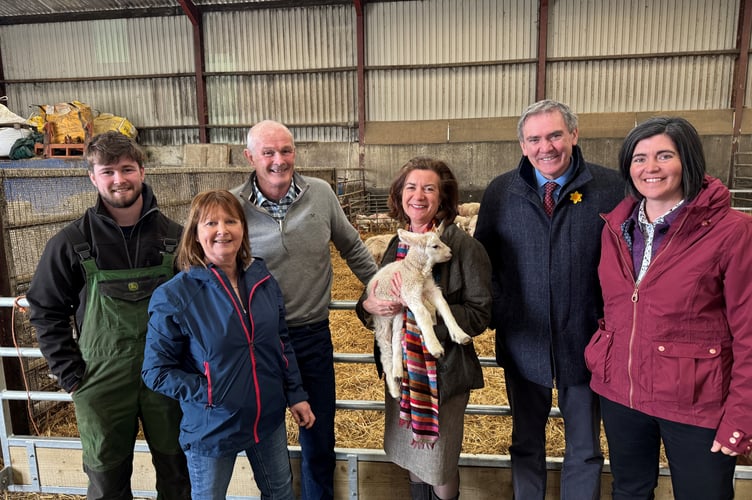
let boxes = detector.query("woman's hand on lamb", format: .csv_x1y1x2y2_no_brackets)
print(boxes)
390,272,407,306
363,278,403,316
290,401,316,429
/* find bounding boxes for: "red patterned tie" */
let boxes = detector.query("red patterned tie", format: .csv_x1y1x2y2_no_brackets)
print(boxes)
543,181,557,217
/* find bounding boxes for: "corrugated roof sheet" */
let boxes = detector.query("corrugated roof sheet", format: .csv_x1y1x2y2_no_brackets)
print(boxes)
0,0,349,20
1,0,178,17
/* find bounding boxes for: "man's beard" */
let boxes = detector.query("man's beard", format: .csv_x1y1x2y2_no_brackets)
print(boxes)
100,184,142,209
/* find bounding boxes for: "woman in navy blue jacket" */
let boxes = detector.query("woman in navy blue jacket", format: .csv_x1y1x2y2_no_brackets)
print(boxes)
142,189,314,500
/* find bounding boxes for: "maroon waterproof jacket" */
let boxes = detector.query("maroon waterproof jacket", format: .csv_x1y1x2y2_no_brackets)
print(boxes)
585,175,752,455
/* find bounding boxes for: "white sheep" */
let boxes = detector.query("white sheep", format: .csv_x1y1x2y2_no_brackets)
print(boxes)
466,214,478,236
364,234,393,265
367,227,472,398
453,214,479,236
355,212,398,232
457,202,480,217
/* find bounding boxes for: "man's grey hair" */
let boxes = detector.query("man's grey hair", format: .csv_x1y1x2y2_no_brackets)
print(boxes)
517,99,578,142
246,120,295,151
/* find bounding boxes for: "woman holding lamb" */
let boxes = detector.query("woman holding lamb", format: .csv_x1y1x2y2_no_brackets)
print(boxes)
356,157,492,500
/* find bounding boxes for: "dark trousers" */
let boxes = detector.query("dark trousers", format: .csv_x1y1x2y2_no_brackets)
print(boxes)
84,449,189,500
288,320,336,500
505,372,603,500
601,396,736,500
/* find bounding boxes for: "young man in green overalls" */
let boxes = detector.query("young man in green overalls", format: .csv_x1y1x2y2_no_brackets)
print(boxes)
27,131,190,499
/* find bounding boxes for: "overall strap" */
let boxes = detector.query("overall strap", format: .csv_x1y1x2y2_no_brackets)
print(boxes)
62,225,92,263
162,220,181,255
62,225,102,278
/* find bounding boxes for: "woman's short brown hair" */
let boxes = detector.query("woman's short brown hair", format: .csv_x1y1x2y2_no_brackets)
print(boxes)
387,157,459,225
176,190,252,271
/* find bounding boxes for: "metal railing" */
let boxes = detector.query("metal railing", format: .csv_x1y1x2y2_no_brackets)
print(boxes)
730,189,752,212
0,297,750,498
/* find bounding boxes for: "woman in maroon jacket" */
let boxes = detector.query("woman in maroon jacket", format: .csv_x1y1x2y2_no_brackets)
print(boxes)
585,116,752,500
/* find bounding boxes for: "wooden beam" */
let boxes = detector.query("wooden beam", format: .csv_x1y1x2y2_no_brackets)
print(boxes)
535,0,549,101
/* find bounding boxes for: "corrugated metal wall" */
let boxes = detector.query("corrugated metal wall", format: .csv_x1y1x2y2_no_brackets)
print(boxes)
0,16,196,137
204,6,357,143
1,16,194,77
549,0,737,57
366,0,537,120
547,0,739,112
205,7,355,71
0,4,359,144
550,57,735,113
0,0,749,145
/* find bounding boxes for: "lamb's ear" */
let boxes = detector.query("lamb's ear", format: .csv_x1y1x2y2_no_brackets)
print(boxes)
435,219,446,236
397,229,418,246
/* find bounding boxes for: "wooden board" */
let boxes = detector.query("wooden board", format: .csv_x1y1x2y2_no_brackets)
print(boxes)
6,445,744,499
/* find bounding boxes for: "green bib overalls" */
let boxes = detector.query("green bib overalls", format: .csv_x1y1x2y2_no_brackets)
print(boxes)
70,239,189,499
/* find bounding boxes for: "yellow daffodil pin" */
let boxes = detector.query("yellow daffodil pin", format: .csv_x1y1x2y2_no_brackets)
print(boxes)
570,191,583,204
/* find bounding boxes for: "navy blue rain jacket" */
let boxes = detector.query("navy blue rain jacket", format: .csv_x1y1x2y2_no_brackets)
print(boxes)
142,258,307,457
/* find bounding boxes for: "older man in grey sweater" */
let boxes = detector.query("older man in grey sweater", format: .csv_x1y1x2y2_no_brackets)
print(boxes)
232,120,377,500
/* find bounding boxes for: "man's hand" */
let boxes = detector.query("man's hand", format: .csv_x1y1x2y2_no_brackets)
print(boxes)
290,401,315,429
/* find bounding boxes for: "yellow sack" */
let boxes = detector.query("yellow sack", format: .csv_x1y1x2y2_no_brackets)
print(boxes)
37,101,93,144
93,113,137,139
27,114,45,133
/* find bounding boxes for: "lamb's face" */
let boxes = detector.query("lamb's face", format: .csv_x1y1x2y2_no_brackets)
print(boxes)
424,233,452,264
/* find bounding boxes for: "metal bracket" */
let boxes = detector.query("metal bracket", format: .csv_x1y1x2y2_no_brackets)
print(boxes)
0,465,12,490
347,453,358,499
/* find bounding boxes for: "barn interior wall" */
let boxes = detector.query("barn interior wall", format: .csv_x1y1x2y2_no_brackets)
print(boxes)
143,109,738,202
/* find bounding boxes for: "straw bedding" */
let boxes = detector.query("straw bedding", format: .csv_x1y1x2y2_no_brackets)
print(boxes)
22,232,739,499
25,234,567,457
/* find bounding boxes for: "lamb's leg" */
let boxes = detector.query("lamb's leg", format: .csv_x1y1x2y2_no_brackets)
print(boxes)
407,300,445,358
390,314,404,396
374,317,400,399
425,285,472,345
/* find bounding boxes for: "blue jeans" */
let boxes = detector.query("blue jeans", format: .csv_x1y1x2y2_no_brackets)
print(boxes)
288,320,336,500
185,422,294,500
601,396,736,500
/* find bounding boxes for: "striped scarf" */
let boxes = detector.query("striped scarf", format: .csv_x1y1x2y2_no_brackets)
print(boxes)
396,226,440,448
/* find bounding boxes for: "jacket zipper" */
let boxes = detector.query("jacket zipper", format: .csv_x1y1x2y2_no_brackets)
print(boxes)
210,267,271,443
628,288,638,408
606,208,691,409
247,275,270,442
